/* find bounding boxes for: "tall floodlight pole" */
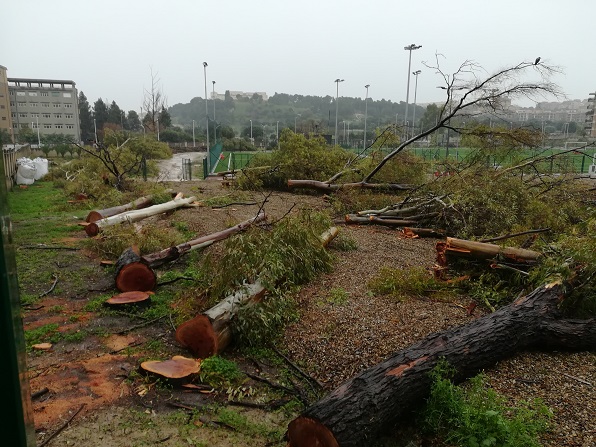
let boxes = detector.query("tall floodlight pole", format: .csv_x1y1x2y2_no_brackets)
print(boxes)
203,62,210,172
192,119,195,147
364,84,370,149
156,118,160,141
411,70,421,136
403,44,421,140
334,78,344,146
212,80,216,142
36,116,40,146
94,119,98,144
250,119,253,145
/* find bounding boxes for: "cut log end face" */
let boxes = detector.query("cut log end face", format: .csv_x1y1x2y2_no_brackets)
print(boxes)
287,417,340,447
175,315,218,358
115,263,157,292
85,211,104,223
106,291,151,305
84,222,100,237
141,356,201,379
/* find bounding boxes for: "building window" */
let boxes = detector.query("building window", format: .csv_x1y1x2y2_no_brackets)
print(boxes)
63,92,72,98
65,113,73,119
40,92,49,96
19,113,28,118
54,113,63,119
29,102,38,107
29,92,38,96
42,113,50,118
31,113,39,118
16,91,25,96
54,124,63,129
43,124,52,129
53,103,61,108
10,101,15,106
11,113,16,118
20,124,28,128
0,105,4,109
18,102,26,107
41,103,50,108
32,123,38,129
1,117,6,121
66,124,74,129
64,103,73,108
13,123,18,128
51,92,60,97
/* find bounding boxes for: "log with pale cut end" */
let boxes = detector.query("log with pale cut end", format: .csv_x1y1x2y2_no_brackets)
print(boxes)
140,355,201,379
85,194,197,237
176,227,340,358
86,190,176,223
105,291,151,305
286,282,596,447
114,246,157,292
436,237,541,266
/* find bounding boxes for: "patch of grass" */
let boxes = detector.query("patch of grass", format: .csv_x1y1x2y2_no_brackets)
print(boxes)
216,407,285,441
330,233,358,251
61,329,87,343
24,323,60,347
318,287,350,306
368,266,437,300
199,356,244,387
421,361,551,447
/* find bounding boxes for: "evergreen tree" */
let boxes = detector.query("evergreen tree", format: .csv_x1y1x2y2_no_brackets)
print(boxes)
158,106,172,129
93,98,109,140
107,100,124,127
78,91,94,143
126,110,142,132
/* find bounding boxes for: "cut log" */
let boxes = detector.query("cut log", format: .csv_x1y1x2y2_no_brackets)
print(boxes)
142,211,267,268
114,246,157,292
287,179,414,192
402,227,446,239
105,291,151,305
140,355,201,380
436,237,541,266
344,214,418,226
85,194,197,237
85,190,174,223
286,282,596,447
176,227,340,358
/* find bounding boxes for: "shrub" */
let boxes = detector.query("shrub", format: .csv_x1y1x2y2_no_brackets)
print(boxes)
368,266,438,300
199,356,243,387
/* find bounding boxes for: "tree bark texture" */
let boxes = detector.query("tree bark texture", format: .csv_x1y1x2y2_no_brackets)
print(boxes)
85,190,174,223
287,179,414,192
142,212,267,268
436,237,541,266
286,282,596,447
85,194,196,237
114,246,157,292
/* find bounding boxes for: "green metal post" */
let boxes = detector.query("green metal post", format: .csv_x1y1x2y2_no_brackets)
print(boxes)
0,156,36,447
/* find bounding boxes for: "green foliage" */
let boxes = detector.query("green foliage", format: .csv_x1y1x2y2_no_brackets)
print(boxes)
215,407,284,441
348,150,427,185
368,266,437,300
319,287,350,306
199,356,243,387
233,292,299,348
24,323,59,347
209,210,334,296
422,361,551,447
329,233,358,251
235,130,351,190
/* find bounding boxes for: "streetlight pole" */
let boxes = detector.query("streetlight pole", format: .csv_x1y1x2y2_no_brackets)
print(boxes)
36,116,40,147
334,78,344,146
94,119,98,144
364,84,370,149
203,61,210,172
192,119,195,147
403,43,422,140
249,119,253,145
156,118,159,141
412,70,421,137
212,80,216,124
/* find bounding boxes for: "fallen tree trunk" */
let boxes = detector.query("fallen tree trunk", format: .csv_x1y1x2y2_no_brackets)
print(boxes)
114,246,156,292
287,179,414,192
85,190,174,223
402,227,446,239
345,214,418,226
85,194,197,237
286,282,596,447
175,227,340,358
436,237,541,265
142,212,267,268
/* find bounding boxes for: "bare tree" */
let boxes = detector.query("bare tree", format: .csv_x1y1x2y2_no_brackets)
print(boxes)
361,56,563,183
142,68,168,134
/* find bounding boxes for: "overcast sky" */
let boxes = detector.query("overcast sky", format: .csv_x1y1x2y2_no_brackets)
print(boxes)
3,0,595,113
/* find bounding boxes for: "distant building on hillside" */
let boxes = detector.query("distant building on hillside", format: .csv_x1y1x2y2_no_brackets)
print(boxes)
587,92,596,138
211,90,268,101
6,72,81,143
